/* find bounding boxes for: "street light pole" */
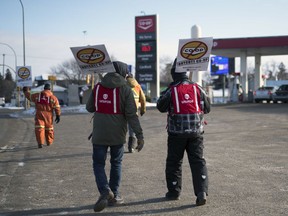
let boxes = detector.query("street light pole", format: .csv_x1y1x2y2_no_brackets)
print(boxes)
0,64,16,74
2,54,5,77
19,0,26,66
83,30,87,45
0,43,18,71
19,0,27,109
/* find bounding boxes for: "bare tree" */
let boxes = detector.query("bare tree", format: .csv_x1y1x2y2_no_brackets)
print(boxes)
50,59,98,85
50,59,83,82
0,69,16,102
159,56,173,85
262,61,277,80
277,62,288,80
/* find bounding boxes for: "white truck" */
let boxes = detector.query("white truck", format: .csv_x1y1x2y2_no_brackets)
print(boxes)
0,97,5,107
253,86,278,103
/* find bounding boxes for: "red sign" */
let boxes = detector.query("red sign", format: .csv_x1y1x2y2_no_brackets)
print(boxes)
135,15,156,33
213,36,288,49
141,45,151,52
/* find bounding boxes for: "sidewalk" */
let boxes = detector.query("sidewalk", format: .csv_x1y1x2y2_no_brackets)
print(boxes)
0,103,287,216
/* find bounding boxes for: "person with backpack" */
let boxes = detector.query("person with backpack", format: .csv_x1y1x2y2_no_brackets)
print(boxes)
126,73,146,153
86,61,144,212
156,58,211,206
22,83,61,148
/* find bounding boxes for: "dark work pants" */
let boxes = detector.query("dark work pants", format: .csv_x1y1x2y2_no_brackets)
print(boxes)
166,134,208,197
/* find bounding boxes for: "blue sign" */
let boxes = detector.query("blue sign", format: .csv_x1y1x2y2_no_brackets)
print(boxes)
210,56,229,76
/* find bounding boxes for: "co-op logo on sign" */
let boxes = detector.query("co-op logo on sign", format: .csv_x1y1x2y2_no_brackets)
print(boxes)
18,67,30,79
180,41,208,60
77,48,105,64
137,18,153,30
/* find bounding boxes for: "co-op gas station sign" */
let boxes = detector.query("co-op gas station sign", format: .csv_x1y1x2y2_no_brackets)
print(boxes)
175,37,213,73
70,44,115,74
16,66,32,87
135,15,158,83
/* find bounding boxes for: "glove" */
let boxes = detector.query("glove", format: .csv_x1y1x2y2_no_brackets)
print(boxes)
22,87,28,92
135,139,144,152
55,115,60,124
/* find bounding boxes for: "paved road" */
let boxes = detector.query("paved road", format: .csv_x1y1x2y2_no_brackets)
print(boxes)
0,103,287,216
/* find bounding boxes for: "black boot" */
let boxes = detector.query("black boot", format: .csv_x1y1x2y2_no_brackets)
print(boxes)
128,137,136,153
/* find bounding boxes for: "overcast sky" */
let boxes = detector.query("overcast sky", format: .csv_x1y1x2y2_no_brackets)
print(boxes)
1,0,288,79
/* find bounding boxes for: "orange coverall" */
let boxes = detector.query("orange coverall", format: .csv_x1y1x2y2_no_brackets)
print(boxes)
24,89,61,146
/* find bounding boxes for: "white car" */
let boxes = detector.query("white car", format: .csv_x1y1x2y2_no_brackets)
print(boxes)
253,86,278,103
0,97,5,107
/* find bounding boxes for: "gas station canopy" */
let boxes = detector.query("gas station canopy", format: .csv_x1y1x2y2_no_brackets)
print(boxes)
212,35,288,57
210,35,288,102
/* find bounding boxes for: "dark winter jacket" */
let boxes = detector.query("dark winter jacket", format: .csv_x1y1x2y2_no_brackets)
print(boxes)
86,62,144,146
157,79,211,136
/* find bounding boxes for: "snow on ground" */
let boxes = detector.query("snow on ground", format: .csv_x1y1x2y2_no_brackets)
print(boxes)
1,89,229,117
1,102,157,118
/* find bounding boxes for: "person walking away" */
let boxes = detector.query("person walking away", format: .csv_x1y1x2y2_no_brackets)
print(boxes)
156,58,211,206
126,73,146,153
86,61,145,212
23,83,61,148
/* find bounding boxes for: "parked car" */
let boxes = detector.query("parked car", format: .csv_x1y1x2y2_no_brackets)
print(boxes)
0,97,5,107
272,84,288,103
253,86,278,103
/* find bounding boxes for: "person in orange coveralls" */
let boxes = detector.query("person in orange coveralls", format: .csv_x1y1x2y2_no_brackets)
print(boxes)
23,83,61,148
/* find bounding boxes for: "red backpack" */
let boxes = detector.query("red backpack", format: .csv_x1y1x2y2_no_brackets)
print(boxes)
93,83,122,114
171,83,202,114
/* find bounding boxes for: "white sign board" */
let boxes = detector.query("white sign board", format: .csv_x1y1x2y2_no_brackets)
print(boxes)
70,44,116,74
16,66,33,87
175,37,213,73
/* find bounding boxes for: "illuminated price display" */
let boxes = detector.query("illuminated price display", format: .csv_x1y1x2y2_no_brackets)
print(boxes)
141,45,151,52
136,41,155,53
